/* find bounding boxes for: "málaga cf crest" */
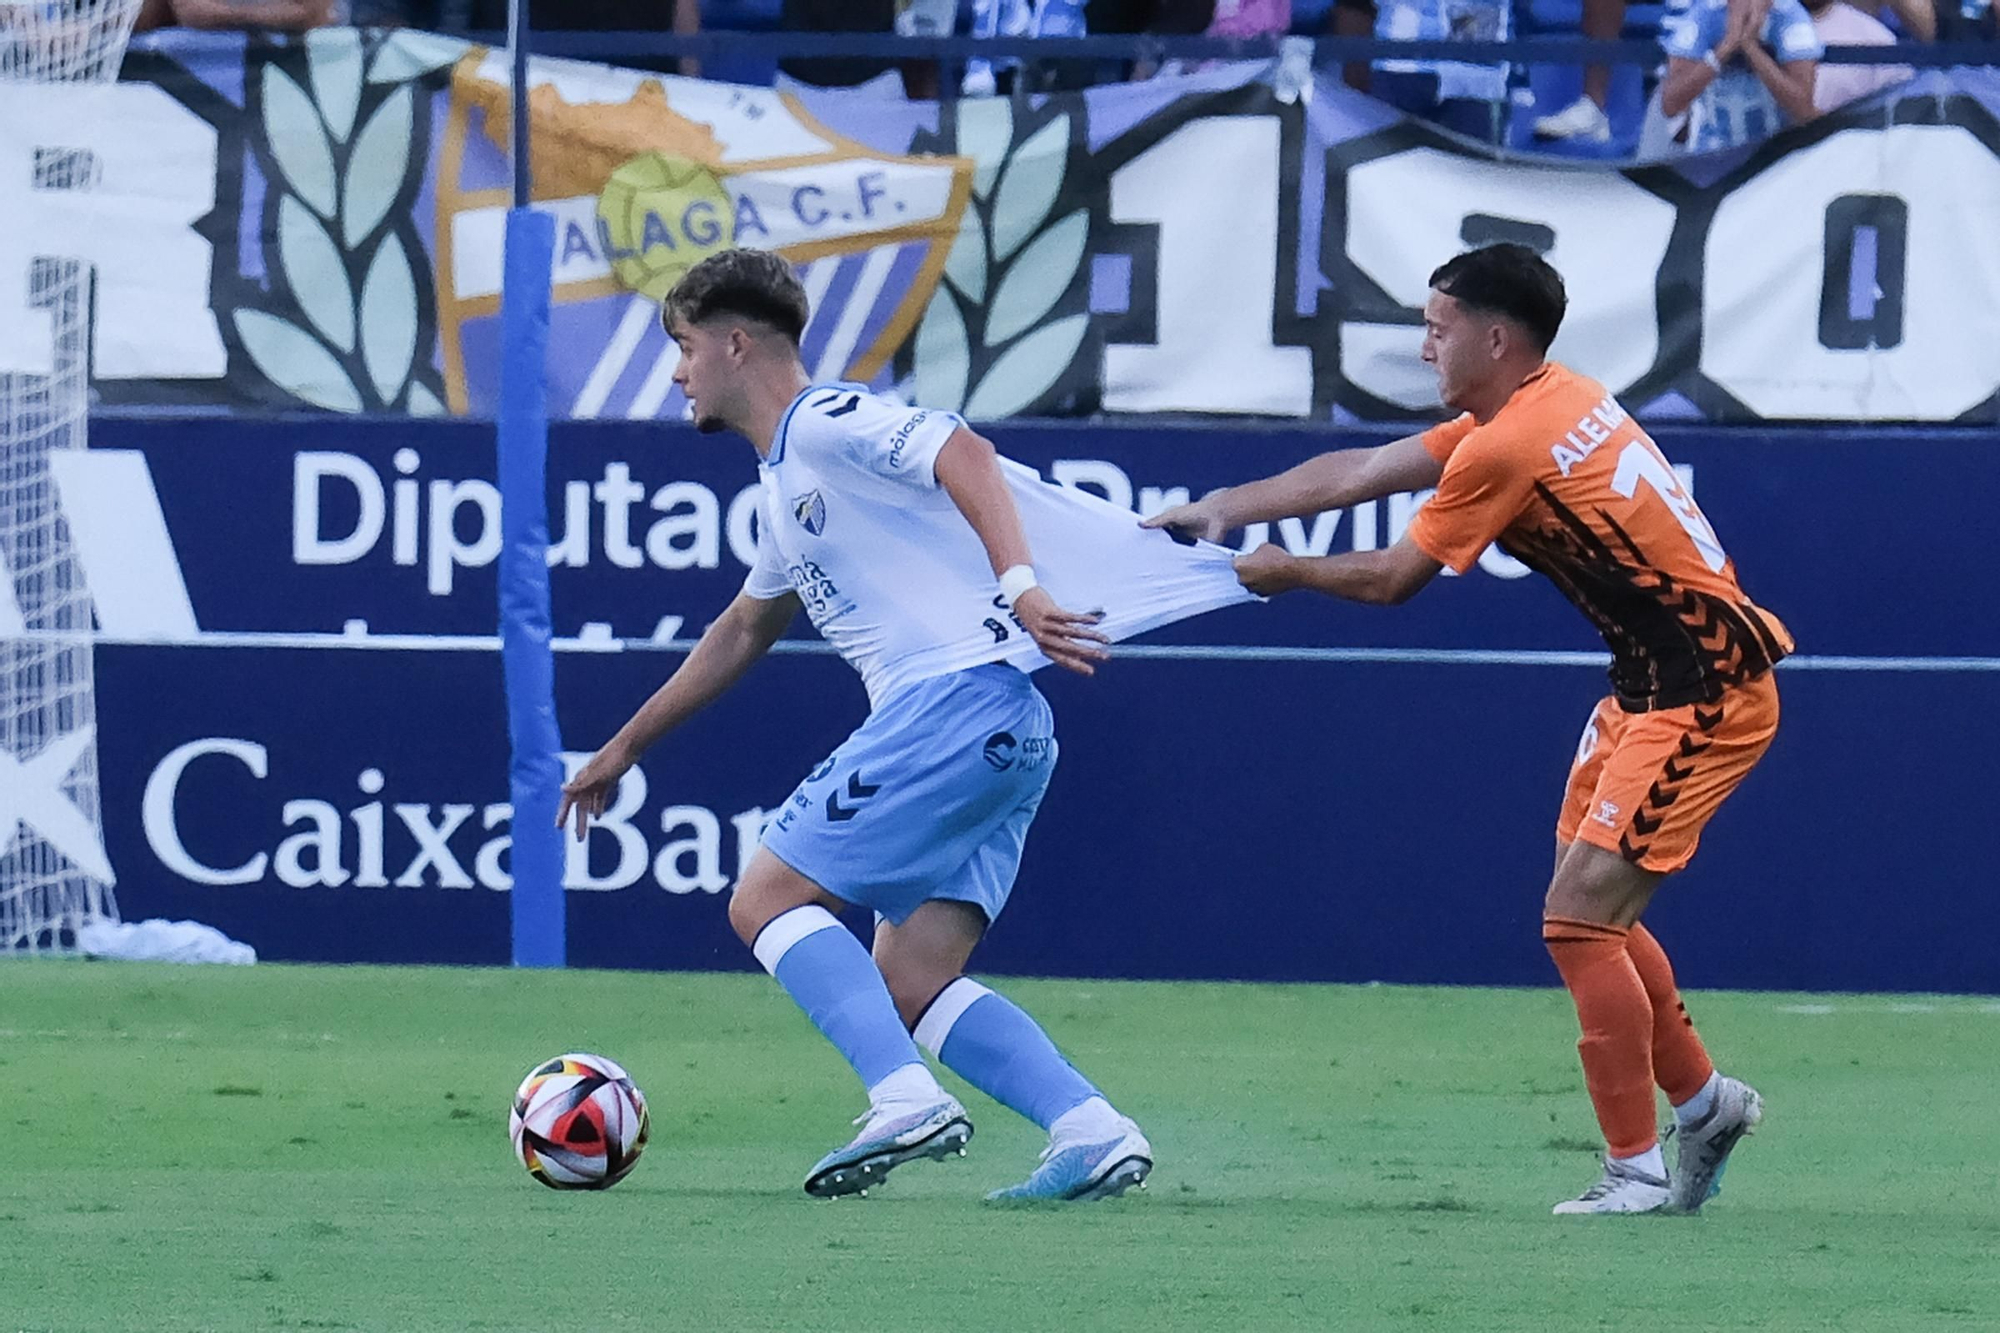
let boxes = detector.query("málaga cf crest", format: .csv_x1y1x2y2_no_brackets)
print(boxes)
792,490,827,537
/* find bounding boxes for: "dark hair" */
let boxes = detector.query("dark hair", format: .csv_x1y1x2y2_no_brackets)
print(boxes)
661,248,810,345
1428,244,1567,353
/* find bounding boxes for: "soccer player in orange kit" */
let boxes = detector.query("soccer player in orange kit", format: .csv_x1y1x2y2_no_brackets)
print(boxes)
1147,244,1790,1214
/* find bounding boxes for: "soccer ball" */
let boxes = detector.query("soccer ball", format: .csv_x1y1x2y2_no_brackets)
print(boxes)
509,1052,651,1190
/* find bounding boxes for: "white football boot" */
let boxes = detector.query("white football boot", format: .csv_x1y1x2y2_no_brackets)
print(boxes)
1552,1154,1673,1215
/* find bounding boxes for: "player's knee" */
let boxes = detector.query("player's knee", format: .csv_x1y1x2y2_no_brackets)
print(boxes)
1545,842,1657,928
725,886,765,948
877,962,944,1031
727,866,793,947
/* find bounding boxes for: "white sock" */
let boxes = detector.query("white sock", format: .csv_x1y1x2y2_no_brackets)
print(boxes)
1673,1071,1722,1126
1614,1143,1667,1179
866,1061,944,1112
1049,1095,1121,1141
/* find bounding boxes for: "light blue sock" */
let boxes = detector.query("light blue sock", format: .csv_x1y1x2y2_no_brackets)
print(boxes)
753,906,926,1090
915,978,1099,1130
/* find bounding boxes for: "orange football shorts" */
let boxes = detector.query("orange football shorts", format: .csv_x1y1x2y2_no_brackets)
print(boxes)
1557,671,1781,874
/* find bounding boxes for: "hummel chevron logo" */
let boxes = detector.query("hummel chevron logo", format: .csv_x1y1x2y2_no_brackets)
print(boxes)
824,773,881,823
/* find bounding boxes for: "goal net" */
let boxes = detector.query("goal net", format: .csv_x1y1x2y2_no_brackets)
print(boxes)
0,0,144,952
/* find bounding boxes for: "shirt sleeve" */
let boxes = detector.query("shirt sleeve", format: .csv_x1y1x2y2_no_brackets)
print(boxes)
1403,429,1537,575
740,498,793,601
1660,0,1716,57
791,389,966,489
1421,413,1478,465
1772,1,1824,60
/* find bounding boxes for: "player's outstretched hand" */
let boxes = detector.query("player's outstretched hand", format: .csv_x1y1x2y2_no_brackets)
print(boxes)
1140,496,1229,544
1235,543,1300,597
1014,587,1111,676
556,742,636,841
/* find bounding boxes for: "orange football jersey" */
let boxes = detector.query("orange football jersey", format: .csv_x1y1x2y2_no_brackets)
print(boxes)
1407,363,1792,710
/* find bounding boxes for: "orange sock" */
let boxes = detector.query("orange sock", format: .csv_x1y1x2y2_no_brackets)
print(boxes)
1543,917,1658,1158
1626,923,1716,1106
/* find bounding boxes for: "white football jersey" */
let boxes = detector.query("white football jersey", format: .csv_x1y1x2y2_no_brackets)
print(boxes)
742,385,1253,707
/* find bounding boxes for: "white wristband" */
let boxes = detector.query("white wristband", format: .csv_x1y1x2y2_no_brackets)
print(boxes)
997,565,1039,607
1703,49,1721,72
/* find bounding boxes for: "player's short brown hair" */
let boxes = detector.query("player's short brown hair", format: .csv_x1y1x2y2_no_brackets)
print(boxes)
661,248,810,345
1429,245,1567,353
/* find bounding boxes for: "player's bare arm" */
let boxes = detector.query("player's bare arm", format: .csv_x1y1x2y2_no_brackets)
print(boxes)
933,426,1112,677
1234,534,1444,606
1662,0,1769,117
557,588,800,839
1741,43,1817,124
1141,434,1443,542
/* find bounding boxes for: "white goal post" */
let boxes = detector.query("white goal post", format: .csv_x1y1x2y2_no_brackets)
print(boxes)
0,0,145,951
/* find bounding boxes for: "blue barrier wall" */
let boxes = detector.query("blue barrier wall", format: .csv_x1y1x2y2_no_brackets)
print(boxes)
89,414,1998,992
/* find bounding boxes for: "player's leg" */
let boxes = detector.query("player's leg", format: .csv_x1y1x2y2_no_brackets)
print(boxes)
1549,677,1782,1213
743,663,1069,1196
876,899,1151,1202
1623,919,1761,1208
1554,838,1718,1115
1624,922,1716,1114
1542,842,1674,1214
1543,698,1670,1213
731,851,971,1197
1626,675,1783,1210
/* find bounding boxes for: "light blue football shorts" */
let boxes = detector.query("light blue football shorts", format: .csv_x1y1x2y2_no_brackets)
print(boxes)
759,663,1057,926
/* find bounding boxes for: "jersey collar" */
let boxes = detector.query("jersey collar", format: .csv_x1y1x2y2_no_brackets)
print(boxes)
766,384,825,467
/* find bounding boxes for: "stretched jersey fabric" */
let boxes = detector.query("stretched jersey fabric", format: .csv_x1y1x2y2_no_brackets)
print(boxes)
743,385,1254,709
1407,363,1793,711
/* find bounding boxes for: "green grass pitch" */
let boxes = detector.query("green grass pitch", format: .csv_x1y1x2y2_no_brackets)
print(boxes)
4,962,1996,1331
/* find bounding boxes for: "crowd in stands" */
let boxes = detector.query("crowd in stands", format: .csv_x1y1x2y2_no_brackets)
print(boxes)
131,0,1995,157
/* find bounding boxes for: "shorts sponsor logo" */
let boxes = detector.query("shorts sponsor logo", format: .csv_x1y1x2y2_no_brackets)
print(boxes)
983,732,1052,773
1592,799,1622,828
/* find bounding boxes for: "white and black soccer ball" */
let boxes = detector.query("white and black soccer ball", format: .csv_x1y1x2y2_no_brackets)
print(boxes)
509,1053,650,1190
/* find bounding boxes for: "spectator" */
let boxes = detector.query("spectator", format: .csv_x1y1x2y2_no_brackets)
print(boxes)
1532,0,1627,143
1327,0,1376,93
1206,0,1292,36
1939,0,1994,38
133,0,333,30
1648,0,1821,152
1846,0,1936,38
962,0,1087,96
1804,0,1911,110
1152,0,1293,76
1369,0,1513,142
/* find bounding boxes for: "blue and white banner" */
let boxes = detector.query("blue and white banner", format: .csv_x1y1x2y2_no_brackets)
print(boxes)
69,415,2000,658
57,415,2000,992
4,33,1998,423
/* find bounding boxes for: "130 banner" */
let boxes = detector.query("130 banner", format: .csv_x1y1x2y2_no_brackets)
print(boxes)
4,32,1997,423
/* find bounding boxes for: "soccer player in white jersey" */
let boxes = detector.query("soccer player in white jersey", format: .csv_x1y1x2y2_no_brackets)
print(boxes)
558,249,1251,1202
